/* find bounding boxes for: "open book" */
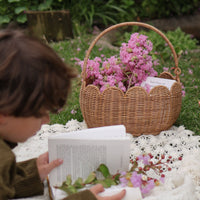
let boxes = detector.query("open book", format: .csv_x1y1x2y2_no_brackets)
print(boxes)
48,125,140,200
141,76,176,91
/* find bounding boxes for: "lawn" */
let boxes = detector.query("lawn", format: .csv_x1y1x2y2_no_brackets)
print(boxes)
49,27,200,135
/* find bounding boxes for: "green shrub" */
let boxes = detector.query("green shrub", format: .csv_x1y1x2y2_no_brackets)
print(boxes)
140,0,199,19
0,0,55,25
0,0,199,35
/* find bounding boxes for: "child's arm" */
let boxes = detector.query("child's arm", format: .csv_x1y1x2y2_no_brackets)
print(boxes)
63,184,126,200
14,158,44,197
90,184,126,200
0,143,16,199
0,139,44,199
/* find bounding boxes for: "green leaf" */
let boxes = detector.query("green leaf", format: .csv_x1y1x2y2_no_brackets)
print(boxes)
105,5,126,13
16,14,27,23
130,160,138,171
58,185,77,195
73,177,84,189
64,175,72,186
95,178,117,188
38,3,49,11
104,178,117,187
113,173,120,183
15,7,26,14
97,164,110,178
0,15,10,24
84,172,96,184
95,13,117,25
38,0,53,11
8,0,20,2
95,179,108,187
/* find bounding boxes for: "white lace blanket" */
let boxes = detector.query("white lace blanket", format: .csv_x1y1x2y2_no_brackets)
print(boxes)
13,120,200,200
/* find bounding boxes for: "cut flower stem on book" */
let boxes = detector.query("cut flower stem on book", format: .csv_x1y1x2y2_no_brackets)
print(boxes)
57,153,182,197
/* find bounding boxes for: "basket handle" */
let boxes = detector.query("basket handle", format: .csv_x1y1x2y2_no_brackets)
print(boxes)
82,22,181,82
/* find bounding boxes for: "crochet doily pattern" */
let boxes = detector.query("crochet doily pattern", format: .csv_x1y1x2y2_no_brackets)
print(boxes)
13,119,200,200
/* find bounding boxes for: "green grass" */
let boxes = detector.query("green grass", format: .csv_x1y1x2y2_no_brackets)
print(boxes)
174,49,200,134
49,30,200,135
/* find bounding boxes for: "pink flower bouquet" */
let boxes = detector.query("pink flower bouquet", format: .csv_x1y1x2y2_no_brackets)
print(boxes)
79,33,159,93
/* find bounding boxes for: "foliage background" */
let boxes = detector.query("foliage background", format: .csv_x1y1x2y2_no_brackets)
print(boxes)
0,0,199,36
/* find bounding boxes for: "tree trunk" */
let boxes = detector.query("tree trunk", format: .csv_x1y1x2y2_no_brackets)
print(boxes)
26,10,73,42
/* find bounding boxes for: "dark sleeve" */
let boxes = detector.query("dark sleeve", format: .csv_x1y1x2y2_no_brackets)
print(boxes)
14,158,44,198
0,139,44,199
0,147,16,199
63,190,97,200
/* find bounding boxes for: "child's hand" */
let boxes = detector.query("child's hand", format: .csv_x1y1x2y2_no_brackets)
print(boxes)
90,184,126,200
36,152,63,181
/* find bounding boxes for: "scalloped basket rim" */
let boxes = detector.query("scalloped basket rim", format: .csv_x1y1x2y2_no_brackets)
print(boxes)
81,80,181,97
81,71,181,97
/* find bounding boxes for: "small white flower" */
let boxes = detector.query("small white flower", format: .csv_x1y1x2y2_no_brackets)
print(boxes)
142,175,148,181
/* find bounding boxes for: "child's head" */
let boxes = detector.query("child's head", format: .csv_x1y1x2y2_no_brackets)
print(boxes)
0,28,77,117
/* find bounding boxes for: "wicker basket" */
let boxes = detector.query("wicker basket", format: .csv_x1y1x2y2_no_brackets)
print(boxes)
79,22,182,136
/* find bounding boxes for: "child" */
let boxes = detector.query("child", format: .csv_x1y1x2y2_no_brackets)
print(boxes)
0,28,126,200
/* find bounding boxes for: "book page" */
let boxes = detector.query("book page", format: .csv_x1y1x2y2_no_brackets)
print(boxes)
99,186,142,200
49,125,126,139
141,77,176,91
48,137,131,187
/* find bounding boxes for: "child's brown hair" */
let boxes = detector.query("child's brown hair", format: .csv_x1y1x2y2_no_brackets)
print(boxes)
0,29,77,117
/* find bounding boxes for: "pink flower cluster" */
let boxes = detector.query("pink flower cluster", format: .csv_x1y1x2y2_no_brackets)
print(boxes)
119,153,182,196
79,33,158,92
120,171,155,195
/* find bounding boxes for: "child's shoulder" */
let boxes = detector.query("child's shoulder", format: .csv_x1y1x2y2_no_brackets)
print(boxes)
0,138,16,159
